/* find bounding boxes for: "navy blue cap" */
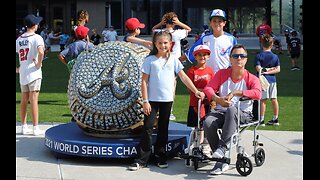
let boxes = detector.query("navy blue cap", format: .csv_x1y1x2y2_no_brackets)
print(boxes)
24,14,43,28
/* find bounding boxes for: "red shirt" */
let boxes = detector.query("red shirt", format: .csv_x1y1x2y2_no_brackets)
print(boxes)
187,66,214,118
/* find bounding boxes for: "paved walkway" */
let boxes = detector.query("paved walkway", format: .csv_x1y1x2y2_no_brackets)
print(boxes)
16,122,303,180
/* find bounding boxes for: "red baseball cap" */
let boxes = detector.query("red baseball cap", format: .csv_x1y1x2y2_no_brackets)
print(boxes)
193,44,211,56
75,25,89,39
125,18,145,31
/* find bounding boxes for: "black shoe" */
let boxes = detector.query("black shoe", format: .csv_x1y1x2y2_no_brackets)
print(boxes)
260,120,265,127
71,117,76,122
267,119,279,126
157,162,168,168
129,162,145,171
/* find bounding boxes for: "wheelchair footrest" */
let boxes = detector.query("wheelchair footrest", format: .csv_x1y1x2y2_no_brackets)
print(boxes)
208,157,231,164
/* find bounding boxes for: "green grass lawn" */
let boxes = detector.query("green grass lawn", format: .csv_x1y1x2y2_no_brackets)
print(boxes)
16,49,303,131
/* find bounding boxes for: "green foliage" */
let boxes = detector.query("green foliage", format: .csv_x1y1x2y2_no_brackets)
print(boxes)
16,49,303,131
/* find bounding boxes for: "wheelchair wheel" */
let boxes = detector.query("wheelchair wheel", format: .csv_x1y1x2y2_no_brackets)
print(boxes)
192,147,200,170
236,155,253,176
193,157,199,170
185,157,192,167
254,148,265,166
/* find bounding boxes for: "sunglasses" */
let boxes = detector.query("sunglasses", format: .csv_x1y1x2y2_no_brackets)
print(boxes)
231,54,247,59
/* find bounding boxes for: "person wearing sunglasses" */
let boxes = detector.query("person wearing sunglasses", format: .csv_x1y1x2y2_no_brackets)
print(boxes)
198,44,262,175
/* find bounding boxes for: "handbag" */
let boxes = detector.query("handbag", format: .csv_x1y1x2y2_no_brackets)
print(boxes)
259,75,270,91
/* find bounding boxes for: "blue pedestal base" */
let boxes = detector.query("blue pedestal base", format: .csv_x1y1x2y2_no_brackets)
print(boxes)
44,122,192,158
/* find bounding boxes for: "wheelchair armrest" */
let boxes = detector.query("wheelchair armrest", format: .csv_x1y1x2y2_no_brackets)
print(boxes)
239,97,252,101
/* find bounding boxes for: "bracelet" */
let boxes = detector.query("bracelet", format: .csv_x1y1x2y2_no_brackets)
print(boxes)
142,100,149,103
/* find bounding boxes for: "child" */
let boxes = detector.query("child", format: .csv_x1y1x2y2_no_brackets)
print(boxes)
16,14,45,135
67,9,89,46
273,38,283,55
129,31,204,171
254,34,281,126
123,17,152,49
57,25,94,71
186,44,214,158
186,9,237,73
288,30,301,70
152,12,192,120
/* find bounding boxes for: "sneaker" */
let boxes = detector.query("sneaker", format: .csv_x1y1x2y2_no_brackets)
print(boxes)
33,128,45,136
128,162,144,171
267,119,280,126
169,114,176,120
21,125,32,134
260,120,265,127
210,162,229,175
71,117,76,122
291,67,296,71
212,146,225,159
157,162,168,168
295,66,301,70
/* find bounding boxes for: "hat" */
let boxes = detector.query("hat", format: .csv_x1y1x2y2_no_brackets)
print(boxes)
209,9,226,21
24,14,43,28
75,25,89,39
193,44,211,56
125,18,145,30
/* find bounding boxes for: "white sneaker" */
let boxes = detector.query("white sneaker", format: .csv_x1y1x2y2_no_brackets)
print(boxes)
169,114,176,120
212,147,225,159
210,162,229,175
21,126,32,134
33,128,45,136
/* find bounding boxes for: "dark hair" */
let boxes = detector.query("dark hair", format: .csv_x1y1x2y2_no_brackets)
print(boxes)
163,12,177,25
149,31,172,56
291,30,298,36
230,44,247,56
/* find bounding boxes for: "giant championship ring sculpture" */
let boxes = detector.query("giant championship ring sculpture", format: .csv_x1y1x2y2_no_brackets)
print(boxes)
68,41,150,138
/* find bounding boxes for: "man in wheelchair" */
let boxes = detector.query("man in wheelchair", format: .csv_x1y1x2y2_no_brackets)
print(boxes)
198,44,262,175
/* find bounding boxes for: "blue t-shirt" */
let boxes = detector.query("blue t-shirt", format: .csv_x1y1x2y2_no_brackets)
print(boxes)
254,51,280,83
60,39,94,61
59,34,70,45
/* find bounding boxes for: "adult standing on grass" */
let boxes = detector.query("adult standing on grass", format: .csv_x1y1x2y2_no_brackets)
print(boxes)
16,14,45,135
200,44,262,175
186,9,237,73
129,31,204,171
254,34,280,126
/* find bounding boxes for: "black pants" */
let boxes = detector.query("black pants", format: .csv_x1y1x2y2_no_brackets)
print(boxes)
135,101,173,166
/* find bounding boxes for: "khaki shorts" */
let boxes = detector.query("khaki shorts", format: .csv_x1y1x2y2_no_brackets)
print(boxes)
261,82,277,99
20,78,42,92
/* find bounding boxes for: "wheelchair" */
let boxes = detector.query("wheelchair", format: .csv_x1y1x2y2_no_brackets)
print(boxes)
182,97,265,176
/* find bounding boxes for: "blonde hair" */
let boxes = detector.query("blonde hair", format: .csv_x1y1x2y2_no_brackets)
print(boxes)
77,10,89,26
